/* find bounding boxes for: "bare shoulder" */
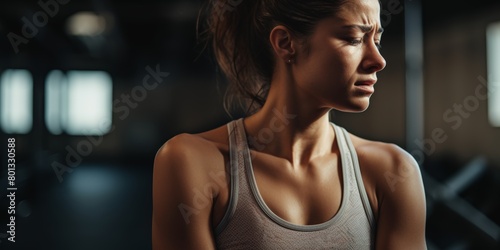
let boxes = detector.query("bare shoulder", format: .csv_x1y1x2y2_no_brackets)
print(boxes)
343,132,425,217
350,133,417,169
347,133,427,249
151,123,230,249
154,123,230,173
153,123,230,194
349,133,422,194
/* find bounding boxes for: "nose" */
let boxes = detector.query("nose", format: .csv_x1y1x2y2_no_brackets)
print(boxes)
361,42,386,73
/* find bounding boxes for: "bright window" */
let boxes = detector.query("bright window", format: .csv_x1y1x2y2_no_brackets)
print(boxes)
45,70,66,135
487,22,500,127
0,70,33,134
46,70,112,135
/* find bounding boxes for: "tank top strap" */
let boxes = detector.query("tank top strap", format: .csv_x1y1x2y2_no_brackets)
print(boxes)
333,124,376,230
215,118,249,234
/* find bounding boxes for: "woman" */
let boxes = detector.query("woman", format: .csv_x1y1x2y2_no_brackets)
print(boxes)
152,0,427,249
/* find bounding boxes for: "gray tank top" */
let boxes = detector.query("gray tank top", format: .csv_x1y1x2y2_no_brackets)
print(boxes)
215,118,375,249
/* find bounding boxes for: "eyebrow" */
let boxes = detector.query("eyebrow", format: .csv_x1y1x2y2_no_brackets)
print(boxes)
342,25,384,34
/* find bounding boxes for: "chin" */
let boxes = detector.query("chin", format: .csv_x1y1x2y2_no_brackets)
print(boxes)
335,99,371,113
350,105,370,113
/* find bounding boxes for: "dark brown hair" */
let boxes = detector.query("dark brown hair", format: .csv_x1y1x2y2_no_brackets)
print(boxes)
198,0,348,115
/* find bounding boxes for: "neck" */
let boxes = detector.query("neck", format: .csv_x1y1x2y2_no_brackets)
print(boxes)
243,70,336,169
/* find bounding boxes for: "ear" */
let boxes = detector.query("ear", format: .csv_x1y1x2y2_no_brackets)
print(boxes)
269,25,296,63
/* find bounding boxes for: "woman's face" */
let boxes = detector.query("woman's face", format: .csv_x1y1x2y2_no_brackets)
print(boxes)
292,0,386,112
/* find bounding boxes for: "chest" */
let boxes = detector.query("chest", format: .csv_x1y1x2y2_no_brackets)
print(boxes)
248,152,344,226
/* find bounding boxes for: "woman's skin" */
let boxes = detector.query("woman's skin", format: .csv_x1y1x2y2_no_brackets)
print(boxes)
152,0,427,249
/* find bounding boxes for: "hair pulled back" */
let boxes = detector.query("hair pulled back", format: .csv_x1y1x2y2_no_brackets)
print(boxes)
199,0,348,115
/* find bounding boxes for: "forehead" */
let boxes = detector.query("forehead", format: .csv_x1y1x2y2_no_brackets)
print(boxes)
335,0,382,25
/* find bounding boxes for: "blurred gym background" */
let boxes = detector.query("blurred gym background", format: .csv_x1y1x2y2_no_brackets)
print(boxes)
0,0,499,249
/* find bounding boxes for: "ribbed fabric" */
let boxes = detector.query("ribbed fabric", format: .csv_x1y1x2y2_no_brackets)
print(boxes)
215,118,375,249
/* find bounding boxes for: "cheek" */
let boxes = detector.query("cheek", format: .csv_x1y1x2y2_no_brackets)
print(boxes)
293,66,346,108
294,30,362,92
296,49,354,94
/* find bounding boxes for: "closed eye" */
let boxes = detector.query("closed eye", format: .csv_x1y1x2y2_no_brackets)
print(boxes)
349,38,382,51
349,38,363,46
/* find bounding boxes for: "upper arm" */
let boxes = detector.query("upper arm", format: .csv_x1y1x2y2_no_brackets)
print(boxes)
152,134,216,250
372,145,427,250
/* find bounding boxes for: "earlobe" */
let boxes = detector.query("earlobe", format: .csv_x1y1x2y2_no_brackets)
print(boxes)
269,26,296,63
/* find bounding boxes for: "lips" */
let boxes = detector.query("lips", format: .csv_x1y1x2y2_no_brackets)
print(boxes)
354,79,377,94
355,79,377,86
